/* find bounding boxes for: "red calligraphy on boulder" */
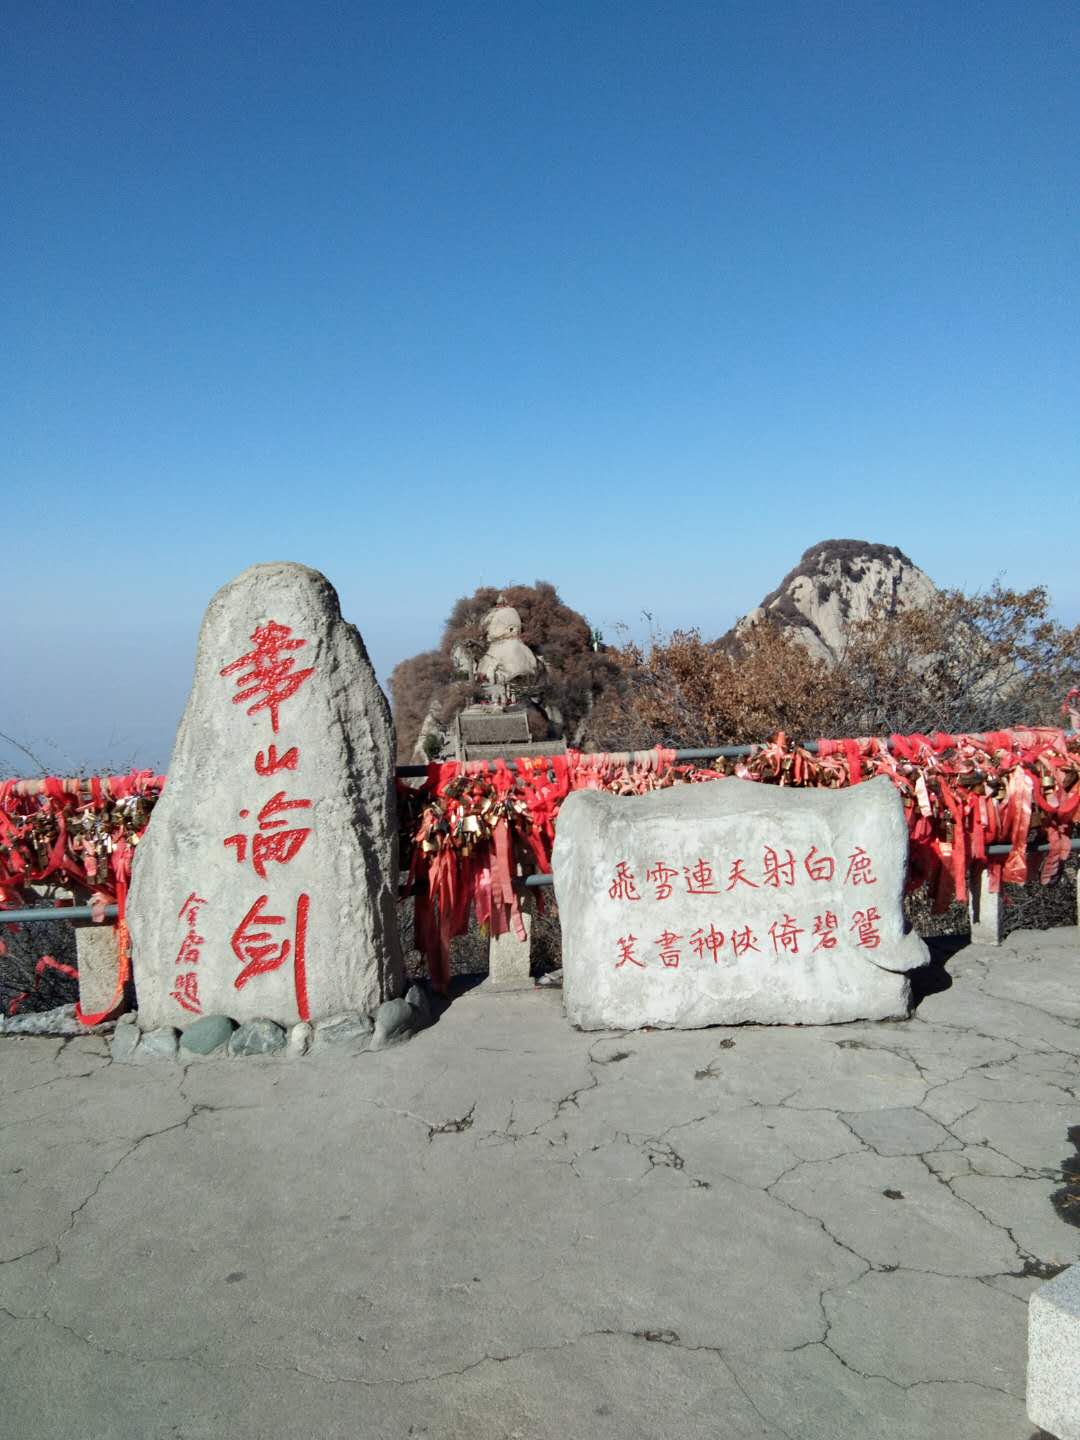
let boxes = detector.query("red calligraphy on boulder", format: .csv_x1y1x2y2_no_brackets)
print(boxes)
645,862,678,901
769,914,803,955
655,929,682,968
684,858,720,894
172,892,207,1016
812,911,838,951
726,859,757,890
730,925,760,957
615,933,643,969
804,846,836,882
608,862,641,901
850,906,882,948
255,744,300,775
845,846,878,886
230,892,311,1019
690,924,725,963
170,970,202,1015
762,846,796,887
224,790,312,879
220,621,315,733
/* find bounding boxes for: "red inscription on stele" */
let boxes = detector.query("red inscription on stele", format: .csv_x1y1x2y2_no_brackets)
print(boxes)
171,892,207,1015
606,840,882,977
220,621,315,733
214,618,316,1023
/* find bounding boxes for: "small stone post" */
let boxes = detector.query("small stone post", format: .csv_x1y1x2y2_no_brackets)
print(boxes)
488,890,532,986
74,923,122,1017
968,866,1002,946
1028,1263,1080,1439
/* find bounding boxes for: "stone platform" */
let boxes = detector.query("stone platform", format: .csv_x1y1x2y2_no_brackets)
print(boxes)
1,927,1077,1439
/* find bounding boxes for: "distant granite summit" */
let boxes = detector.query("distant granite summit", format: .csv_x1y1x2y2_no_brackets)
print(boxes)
731,540,940,663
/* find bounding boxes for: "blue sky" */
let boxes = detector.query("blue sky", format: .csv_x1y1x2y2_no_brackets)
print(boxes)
3,1,1078,773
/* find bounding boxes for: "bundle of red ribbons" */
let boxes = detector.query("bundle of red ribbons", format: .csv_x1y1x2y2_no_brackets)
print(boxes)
406,728,1080,989
3,730,1078,1005
0,773,165,1023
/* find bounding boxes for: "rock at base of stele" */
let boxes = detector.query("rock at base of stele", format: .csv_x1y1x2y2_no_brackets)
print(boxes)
0,1003,115,1037
313,1012,374,1052
372,996,418,1050
287,1021,313,1057
405,983,433,1024
179,1013,237,1057
228,1018,287,1057
111,1016,141,1063
138,1026,180,1061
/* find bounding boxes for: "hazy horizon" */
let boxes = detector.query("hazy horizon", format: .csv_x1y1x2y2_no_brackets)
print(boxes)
4,535,1076,776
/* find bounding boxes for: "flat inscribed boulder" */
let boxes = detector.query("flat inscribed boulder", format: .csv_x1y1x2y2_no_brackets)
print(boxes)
129,563,402,1030
552,775,929,1030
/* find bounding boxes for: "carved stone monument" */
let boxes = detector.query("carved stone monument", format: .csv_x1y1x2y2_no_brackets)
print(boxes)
129,563,403,1030
475,597,541,698
552,776,929,1029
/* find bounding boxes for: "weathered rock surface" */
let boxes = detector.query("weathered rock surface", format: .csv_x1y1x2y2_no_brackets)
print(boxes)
229,1019,286,1057
405,983,432,1024
139,1026,179,1060
1028,1263,1080,1439
313,1012,374,1052
178,1014,236,1056
372,996,416,1048
74,923,121,1018
287,1021,313,1057
129,562,403,1031
0,1004,84,1036
730,539,939,663
110,1016,141,1063
552,775,929,1030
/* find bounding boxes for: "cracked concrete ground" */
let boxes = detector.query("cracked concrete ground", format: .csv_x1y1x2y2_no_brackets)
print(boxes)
1,928,1078,1440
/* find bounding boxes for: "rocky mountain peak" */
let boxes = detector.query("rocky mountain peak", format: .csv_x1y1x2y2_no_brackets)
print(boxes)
734,539,940,663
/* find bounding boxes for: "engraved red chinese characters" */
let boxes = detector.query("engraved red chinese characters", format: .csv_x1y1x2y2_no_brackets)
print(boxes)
224,790,312,879
762,847,795,887
220,621,315,733
608,862,641,901
812,911,839,951
615,933,643,969
172,892,207,1015
845,846,878,886
851,906,882,948
231,891,311,1007
655,929,682,968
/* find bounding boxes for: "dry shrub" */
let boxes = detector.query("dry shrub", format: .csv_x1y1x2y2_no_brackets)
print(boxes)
392,580,617,756
0,918,79,1017
588,584,1080,749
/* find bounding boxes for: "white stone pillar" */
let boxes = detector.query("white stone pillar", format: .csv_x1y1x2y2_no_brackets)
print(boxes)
488,897,533,985
74,923,123,1016
1028,1264,1080,1439
968,867,1002,946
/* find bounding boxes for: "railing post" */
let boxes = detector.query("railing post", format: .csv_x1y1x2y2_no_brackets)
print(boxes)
968,866,1002,946
74,921,124,1016
488,878,533,985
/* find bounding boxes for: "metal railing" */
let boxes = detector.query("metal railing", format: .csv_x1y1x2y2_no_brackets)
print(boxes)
4,731,1077,925
4,837,1078,926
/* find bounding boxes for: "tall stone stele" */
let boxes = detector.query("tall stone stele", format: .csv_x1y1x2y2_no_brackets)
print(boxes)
130,563,403,1030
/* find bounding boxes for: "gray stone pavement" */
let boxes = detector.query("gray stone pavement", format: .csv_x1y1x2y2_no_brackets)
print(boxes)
1,929,1077,1440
